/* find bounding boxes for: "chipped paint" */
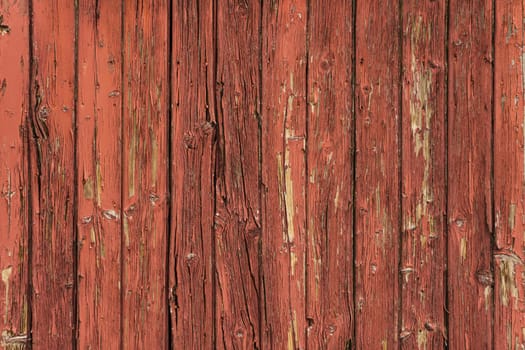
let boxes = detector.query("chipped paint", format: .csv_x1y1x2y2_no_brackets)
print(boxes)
417,329,428,350
460,238,467,261
83,177,94,199
1,266,12,323
495,252,522,307
509,203,516,230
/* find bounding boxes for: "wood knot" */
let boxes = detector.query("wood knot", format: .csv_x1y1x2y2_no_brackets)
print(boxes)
320,51,335,71
476,269,494,286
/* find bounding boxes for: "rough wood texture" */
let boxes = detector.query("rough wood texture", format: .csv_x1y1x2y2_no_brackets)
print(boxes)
76,0,122,348
0,0,30,347
29,0,76,347
5,2,525,348
354,1,401,348
214,0,261,349
400,1,447,348
121,1,169,348
306,1,353,348
447,0,494,348
169,0,216,348
261,1,308,348
494,0,525,348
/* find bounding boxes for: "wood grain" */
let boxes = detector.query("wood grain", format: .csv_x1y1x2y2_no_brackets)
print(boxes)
261,1,308,348
169,0,216,348
494,0,525,348
354,1,401,348
29,0,76,347
400,1,447,348
214,0,261,348
0,0,30,347
121,0,169,348
76,0,122,348
306,1,353,348
447,0,494,348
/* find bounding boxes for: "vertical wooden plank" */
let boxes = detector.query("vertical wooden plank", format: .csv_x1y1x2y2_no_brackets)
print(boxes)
354,0,401,348
76,0,122,348
29,0,76,347
214,0,261,349
169,0,216,348
447,0,494,348
305,1,353,348
0,0,30,346
494,0,525,348
261,1,308,348
400,1,447,348
122,0,169,348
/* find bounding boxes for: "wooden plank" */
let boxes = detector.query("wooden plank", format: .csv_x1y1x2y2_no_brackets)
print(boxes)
121,1,169,348
76,0,122,348
305,1,353,348
214,0,261,349
29,0,76,348
169,0,216,348
0,0,30,347
354,0,401,348
447,0,494,348
399,1,447,348
494,0,525,348
261,1,308,348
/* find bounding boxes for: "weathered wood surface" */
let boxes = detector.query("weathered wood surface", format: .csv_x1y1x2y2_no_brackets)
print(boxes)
447,0,494,348
215,0,261,349
0,0,30,347
306,1,353,348
169,0,215,348
354,1,401,348
121,0,169,348
2,0,525,348
494,0,525,348
261,1,308,349
400,1,446,348
30,0,76,347
76,0,122,348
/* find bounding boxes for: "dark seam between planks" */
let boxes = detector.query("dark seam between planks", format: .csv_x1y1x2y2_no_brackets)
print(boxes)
258,0,264,349
397,0,404,348
27,0,34,346
119,0,125,348
72,0,80,347
212,0,219,347
167,0,173,348
351,0,357,348
444,0,450,347
304,0,310,348
490,0,496,349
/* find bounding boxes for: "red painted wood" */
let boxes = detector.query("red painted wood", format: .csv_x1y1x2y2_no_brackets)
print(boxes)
447,0,494,348
306,1,353,348
29,0,76,347
214,0,261,349
76,0,122,348
121,1,169,348
5,3,525,348
494,0,525,348
354,1,401,348
400,1,447,348
169,1,216,348
261,1,308,348
0,0,30,346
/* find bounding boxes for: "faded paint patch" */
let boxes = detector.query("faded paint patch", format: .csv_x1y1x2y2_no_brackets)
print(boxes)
1,266,12,323
83,177,94,199
509,203,516,230
417,329,428,350
460,238,467,261
495,252,522,307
